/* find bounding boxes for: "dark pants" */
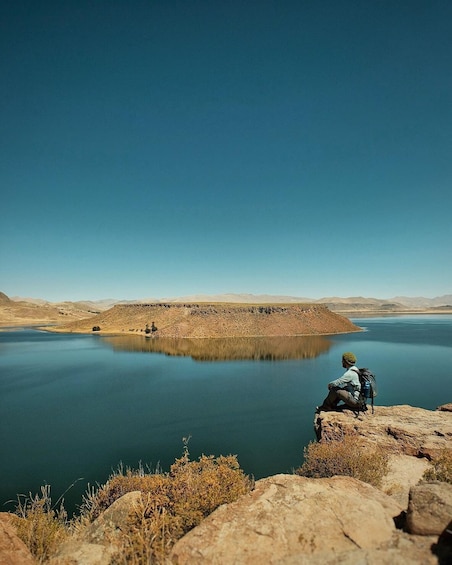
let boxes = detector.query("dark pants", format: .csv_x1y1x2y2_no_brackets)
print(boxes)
320,387,359,409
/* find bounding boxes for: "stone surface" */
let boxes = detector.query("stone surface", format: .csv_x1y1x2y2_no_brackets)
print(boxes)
315,404,452,458
48,492,142,565
170,474,403,564
47,540,115,565
437,403,452,412
0,513,36,565
381,454,431,507
406,482,452,536
80,490,142,546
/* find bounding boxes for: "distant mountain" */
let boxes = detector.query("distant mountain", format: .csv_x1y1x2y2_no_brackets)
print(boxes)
153,293,313,304
391,295,452,308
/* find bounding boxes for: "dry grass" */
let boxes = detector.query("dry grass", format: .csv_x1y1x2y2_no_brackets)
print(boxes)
81,446,253,563
11,485,69,563
296,434,390,488
12,445,252,564
422,449,452,484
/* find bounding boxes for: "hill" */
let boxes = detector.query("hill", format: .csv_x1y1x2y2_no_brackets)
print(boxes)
0,292,98,326
48,302,361,338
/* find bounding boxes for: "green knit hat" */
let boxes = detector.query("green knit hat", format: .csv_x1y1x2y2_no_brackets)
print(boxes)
342,352,357,365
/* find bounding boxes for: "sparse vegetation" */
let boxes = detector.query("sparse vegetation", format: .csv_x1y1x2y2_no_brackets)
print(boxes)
296,434,390,488
12,485,69,563
12,444,252,563
422,449,452,484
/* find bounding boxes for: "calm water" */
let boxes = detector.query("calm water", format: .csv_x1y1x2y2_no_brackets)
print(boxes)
1,315,451,515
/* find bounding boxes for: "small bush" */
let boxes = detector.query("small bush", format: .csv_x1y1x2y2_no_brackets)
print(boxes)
12,447,251,564
12,485,69,562
80,446,252,563
423,449,452,484
296,435,389,488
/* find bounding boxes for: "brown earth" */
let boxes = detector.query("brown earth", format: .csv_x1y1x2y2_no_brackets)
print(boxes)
0,292,98,327
46,302,361,338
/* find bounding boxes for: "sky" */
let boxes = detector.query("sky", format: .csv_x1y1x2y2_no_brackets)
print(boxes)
1,0,451,302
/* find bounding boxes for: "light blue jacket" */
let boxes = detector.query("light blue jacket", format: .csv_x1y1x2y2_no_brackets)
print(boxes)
328,366,361,399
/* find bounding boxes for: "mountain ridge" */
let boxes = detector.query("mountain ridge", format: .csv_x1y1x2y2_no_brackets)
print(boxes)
8,292,452,308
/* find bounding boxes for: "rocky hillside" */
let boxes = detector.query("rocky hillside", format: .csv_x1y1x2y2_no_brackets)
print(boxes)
0,292,98,326
48,302,361,337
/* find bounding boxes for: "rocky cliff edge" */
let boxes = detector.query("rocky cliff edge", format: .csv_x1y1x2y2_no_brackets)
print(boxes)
2,404,451,564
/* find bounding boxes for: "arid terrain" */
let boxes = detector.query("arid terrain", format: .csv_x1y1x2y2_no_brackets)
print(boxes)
1,291,450,336
0,292,99,326
45,302,361,338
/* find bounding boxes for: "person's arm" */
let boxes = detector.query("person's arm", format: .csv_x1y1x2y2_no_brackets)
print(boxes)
328,368,354,389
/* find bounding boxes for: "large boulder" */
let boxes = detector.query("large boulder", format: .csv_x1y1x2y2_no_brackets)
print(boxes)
406,482,452,536
48,491,142,565
170,474,403,564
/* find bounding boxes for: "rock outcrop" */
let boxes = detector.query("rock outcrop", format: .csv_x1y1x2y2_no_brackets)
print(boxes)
314,404,452,458
314,404,452,507
48,303,361,338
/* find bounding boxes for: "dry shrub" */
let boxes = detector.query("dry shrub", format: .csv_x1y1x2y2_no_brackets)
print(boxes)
80,463,171,521
423,449,452,484
12,485,69,563
81,447,252,563
11,447,251,564
296,435,389,488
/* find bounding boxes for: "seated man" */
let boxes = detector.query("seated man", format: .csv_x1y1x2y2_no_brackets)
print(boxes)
317,352,361,412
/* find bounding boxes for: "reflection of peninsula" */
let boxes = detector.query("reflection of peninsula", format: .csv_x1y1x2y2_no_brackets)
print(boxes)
100,335,332,361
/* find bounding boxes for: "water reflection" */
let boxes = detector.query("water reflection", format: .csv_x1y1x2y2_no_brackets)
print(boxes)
99,335,333,361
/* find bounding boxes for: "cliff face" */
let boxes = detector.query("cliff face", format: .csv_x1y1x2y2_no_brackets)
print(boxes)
50,302,361,337
315,404,452,459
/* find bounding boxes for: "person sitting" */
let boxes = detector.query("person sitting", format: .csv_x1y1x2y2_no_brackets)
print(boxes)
316,352,361,412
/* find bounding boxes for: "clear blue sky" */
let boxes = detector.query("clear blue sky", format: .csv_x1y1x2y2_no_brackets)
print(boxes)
1,1,451,302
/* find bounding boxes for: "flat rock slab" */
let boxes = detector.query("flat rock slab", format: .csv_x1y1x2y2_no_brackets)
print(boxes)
170,474,403,564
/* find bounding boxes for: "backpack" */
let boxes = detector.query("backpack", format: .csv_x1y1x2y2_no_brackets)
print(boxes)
352,368,378,413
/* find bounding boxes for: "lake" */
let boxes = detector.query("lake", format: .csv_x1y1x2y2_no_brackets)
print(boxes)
1,315,451,515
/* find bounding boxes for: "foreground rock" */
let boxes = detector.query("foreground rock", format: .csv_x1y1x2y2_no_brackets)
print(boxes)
407,482,452,536
47,492,143,564
0,513,36,564
170,474,443,564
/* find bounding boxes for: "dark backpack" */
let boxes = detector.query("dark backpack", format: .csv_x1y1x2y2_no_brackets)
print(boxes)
352,368,378,413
